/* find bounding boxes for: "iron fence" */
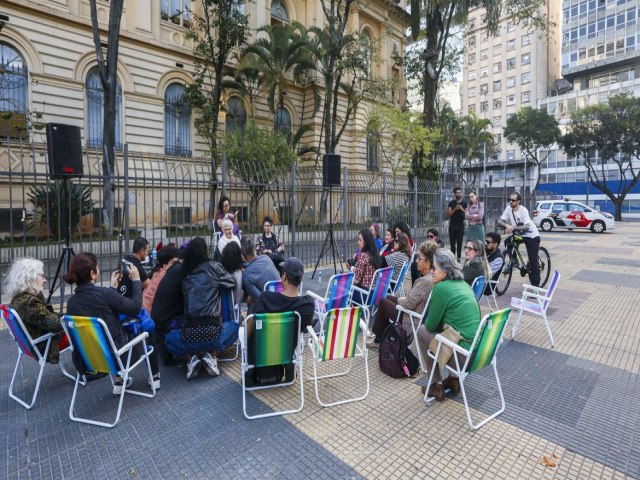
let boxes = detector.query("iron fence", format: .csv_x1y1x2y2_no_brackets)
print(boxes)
0,139,511,305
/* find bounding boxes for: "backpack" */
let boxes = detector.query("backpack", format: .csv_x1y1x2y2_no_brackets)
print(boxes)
378,323,420,378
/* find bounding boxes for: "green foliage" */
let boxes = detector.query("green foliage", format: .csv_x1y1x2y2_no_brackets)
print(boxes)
386,204,412,227
27,181,95,240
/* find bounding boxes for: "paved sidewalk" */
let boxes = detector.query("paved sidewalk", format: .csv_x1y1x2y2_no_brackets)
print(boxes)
1,223,639,479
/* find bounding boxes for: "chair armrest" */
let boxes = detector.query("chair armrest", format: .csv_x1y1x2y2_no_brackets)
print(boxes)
350,285,369,306
239,326,246,349
306,291,324,303
435,333,470,356
116,331,149,355
522,283,548,295
520,291,551,302
396,304,420,319
31,332,55,345
359,319,368,334
306,325,319,344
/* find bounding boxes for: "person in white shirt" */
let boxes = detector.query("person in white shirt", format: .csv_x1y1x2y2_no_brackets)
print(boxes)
497,192,542,286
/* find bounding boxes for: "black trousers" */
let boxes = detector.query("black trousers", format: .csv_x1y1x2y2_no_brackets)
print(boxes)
449,222,465,260
523,236,541,287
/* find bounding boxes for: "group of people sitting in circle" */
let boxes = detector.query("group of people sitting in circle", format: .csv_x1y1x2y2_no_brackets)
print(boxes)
3,196,509,403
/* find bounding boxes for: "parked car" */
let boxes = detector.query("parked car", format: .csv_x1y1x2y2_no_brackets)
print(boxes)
533,200,615,233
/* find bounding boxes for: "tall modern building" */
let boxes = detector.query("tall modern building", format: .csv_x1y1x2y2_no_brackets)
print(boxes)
537,0,640,217
460,2,561,196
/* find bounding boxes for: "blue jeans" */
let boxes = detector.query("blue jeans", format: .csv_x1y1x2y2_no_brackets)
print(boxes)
163,322,239,357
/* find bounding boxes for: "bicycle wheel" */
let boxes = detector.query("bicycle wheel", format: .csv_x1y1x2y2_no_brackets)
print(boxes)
495,251,513,296
537,247,551,288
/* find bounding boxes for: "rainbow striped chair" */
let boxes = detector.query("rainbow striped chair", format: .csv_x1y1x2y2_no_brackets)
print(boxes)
239,311,304,419
219,288,241,363
61,315,156,428
423,308,511,430
1,305,77,410
510,270,561,346
307,307,370,407
395,291,432,373
265,279,304,294
306,271,354,320
350,266,394,323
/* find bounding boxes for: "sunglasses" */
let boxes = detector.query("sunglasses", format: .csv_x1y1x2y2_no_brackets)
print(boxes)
427,234,435,239
465,246,476,251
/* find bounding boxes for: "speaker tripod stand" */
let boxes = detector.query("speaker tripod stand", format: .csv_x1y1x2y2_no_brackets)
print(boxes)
311,186,341,279
46,179,75,305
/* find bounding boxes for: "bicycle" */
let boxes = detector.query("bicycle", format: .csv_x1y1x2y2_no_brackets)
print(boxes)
494,231,551,296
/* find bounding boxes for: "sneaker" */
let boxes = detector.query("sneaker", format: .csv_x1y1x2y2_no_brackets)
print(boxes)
186,355,202,380
113,376,133,395
148,373,161,390
201,352,220,377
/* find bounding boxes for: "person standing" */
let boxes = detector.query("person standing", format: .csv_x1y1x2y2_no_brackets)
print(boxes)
465,190,485,241
447,187,467,262
498,192,541,286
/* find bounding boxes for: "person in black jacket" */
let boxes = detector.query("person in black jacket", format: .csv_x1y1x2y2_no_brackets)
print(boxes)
64,252,161,392
163,237,237,380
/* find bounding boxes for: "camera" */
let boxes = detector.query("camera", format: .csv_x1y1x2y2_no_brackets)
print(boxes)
120,259,133,275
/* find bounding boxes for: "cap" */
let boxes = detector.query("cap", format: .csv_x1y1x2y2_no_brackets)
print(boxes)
282,257,304,281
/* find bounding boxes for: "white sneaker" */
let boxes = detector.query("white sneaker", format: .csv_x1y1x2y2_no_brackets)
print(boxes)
113,376,133,394
148,373,161,390
186,355,202,380
201,352,220,377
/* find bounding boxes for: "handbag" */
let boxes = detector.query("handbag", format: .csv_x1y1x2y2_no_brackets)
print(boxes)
429,324,461,369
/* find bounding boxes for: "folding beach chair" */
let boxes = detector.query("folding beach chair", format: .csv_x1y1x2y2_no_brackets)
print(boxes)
389,258,411,296
61,315,156,428
240,311,304,419
1,305,76,409
307,307,370,407
263,280,283,293
511,270,560,346
484,277,499,312
471,276,486,302
306,271,354,319
350,266,394,322
219,288,241,363
423,308,512,430
395,292,432,373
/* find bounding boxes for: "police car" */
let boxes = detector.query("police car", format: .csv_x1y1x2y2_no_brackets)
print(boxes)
532,199,615,233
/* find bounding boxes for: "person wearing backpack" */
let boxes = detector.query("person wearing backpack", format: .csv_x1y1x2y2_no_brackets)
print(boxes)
416,248,481,401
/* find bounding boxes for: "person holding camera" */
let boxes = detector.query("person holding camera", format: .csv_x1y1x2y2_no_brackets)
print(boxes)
117,237,150,298
497,192,541,286
215,195,240,236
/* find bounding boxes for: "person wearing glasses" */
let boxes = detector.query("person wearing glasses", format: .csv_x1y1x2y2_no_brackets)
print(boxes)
410,227,444,286
4,258,67,364
464,190,485,241
426,227,444,248
484,232,504,296
447,187,467,262
498,191,541,286
461,239,491,286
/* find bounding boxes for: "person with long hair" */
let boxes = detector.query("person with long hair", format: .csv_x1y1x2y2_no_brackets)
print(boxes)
5,258,66,364
462,238,491,286
352,229,383,305
220,241,244,308
370,223,383,250
465,190,485,241
64,252,161,391
379,227,396,257
143,246,179,314
164,237,237,380
215,195,240,236
385,232,412,287
393,220,414,249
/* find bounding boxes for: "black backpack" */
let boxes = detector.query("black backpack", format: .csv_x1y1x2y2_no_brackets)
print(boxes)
378,323,419,378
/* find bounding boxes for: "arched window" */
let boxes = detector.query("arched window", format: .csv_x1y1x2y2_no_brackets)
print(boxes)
271,0,289,26
366,125,379,172
361,31,372,78
164,83,192,156
86,67,122,149
0,42,29,139
274,106,291,136
225,96,246,134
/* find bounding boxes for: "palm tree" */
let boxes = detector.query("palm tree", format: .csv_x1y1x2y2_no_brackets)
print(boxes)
457,112,493,188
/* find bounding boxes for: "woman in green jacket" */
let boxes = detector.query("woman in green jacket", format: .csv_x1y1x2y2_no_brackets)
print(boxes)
416,248,481,401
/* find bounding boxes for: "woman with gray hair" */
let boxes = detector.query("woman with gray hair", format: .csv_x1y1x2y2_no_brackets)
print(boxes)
4,258,66,364
216,218,241,259
416,248,481,401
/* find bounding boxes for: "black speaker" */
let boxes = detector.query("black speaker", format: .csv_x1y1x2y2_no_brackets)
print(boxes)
46,123,84,179
323,154,341,187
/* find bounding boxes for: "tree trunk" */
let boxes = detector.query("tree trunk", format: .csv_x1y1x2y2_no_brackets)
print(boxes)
614,197,624,221
102,90,116,234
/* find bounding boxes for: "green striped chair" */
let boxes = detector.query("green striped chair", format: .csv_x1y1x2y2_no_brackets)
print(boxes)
423,308,512,430
307,307,370,407
239,311,304,419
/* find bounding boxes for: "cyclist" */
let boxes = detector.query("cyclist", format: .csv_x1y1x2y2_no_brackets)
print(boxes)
497,192,541,287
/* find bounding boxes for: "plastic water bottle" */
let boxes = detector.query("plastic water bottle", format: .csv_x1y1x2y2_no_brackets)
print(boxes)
151,248,157,266
318,271,322,284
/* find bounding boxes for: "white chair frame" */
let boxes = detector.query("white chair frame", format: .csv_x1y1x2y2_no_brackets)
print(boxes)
395,292,432,373
390,258,411,297
219,289,241,363
3,306,77,410
510,271,560,346
306,308,370,408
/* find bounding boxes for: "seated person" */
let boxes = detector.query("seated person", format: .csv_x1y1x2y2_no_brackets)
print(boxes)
348,223,384,268
484,232,504,295
220,241,244,309
246,257,314,385
416,249,481,401
385,232,412,291
117,237,151,297
379,227,396,257
241,236,280,306
256,216,285,274
370,241,437,343
215,219,241,260
5,258,67,364
411,227,444,286
143,246,178,313
461,239,490,287
164,238,237,380
151,248,185,338
370,223,383,250
351,229,384,305
215,195,240,236
64,252,161,391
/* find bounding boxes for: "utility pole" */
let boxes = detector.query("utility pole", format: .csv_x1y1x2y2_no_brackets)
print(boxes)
483,140,487,200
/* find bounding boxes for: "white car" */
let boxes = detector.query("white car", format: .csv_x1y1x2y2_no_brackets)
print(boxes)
533,200,615,233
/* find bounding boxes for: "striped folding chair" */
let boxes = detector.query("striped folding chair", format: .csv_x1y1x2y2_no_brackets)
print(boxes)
350,266,394,322
423,308,511,430
471,276,486,302
219,288,240,363
1,305,76,409
510,270,561,346
239,311,304,419
390,258,411,296
395,291,432,372
307,307,370,407
61,315,156,428
306,271,354,320
263,280,283,293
